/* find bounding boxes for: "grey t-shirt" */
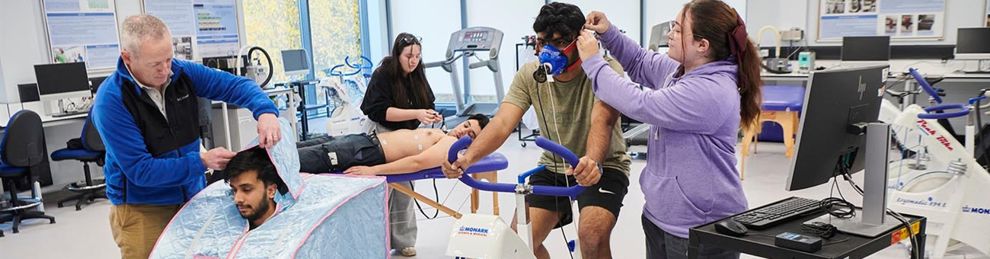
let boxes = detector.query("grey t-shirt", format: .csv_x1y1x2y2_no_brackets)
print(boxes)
503,57,631,175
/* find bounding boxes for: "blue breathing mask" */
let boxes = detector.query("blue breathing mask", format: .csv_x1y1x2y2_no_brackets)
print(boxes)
537,44,570,76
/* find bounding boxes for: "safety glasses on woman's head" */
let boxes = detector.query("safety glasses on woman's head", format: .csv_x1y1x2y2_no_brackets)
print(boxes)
400,35,423,45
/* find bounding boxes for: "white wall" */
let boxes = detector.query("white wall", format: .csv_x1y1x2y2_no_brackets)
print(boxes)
1,0,51,103
464,0,544,98
562,0,642,45
746,0,986,47
389,0,463,97
643,0,747,47
0,58,6,97
366,0,389,64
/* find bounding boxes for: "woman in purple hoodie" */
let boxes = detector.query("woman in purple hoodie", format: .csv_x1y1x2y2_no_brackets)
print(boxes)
576,0,762,258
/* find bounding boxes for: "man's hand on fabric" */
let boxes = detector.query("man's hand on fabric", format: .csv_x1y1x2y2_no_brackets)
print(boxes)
257,113,281,148
201,147,236,170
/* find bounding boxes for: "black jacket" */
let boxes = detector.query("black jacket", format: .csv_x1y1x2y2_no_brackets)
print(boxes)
360,70,436,130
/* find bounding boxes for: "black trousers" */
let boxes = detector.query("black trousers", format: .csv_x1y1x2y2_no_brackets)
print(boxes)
296,134,386,173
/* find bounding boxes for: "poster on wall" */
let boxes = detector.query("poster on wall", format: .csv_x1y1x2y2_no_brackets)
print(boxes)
144,0,239,61
818,0,945,41
144,0,197,61
42,0,121,70
194,0,240,58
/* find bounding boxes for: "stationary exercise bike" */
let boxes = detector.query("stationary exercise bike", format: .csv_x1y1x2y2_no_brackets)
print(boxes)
879,68,990,258
445,136,587,259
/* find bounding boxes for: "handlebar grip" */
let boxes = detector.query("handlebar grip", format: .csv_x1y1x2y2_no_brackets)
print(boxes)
532,185,583,200
448,137,472,163
327,64,346,77
533,137,584,198
969,96,987,105
908,68,943,104
468,60,489,69
447,136,586,199
424,61,447,68
919,103,970,119
535,137,579,168
344,56,355,68
445,137,523,193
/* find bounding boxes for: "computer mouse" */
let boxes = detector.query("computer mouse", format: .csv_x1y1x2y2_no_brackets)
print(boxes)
715,219,748,237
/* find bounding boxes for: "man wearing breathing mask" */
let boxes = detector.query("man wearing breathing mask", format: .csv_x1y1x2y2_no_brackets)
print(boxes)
441,3,631,259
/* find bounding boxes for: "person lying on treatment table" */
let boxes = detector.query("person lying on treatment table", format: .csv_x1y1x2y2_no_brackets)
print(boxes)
298,114,489,175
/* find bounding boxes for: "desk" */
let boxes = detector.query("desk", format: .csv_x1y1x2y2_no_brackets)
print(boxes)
0,102,89,189
762,70,990,82
688,197,927,259
0,102,87,127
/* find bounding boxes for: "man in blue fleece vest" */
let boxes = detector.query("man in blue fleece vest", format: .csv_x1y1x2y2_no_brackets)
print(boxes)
91,15,281,259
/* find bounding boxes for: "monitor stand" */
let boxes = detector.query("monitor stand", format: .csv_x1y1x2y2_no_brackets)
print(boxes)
809,212,904,237
805,123,903,237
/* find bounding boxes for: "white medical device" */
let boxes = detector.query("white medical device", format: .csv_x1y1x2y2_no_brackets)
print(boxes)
444,137,587,259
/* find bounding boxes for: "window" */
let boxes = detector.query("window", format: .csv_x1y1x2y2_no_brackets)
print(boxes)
242,0,303,83
309,0,363,79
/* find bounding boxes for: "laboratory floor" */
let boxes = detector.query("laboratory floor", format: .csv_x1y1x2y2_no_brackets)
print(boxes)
1,131,987,258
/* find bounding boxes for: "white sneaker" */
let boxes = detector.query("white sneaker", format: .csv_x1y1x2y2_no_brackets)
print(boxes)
399,247,417,256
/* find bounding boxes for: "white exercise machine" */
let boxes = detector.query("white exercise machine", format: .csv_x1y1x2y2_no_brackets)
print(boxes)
879,68,990,258
445,136,587,259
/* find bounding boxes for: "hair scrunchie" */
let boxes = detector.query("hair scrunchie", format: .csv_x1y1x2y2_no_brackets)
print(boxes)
727,14,748,62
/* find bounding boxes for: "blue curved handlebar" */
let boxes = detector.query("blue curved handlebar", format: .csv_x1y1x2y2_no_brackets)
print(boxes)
969,95,987,106
535,137,579,167
327,56,372,78
448,136,586,199
919,103,970,119
533,137,585,198
326,64,361,77
345,56,373,70
908,68,942,104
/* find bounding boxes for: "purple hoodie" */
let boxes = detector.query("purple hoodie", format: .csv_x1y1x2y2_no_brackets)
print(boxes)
582,25,748,238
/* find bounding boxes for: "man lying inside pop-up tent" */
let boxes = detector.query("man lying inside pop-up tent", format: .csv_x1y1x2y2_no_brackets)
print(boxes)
150,119,389,259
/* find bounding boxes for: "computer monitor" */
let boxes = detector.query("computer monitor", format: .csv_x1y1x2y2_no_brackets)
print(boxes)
18,83,40,102
34,62,92,114
647,21,671,52
788,65,902,237
90,76,107,94
280,49,310,76
841,36,891,61
954,27,990,60
787,65,886,190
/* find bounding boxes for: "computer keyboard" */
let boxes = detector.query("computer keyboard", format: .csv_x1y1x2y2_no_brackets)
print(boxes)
732,197,822,230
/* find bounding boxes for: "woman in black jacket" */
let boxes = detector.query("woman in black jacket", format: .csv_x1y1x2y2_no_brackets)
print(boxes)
360,32,439,257
362,33,440,131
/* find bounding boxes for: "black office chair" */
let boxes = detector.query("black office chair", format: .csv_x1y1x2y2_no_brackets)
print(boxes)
50,115,106,210
0,110,56,233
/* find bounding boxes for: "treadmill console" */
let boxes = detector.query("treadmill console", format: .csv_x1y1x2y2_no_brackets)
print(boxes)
448,27,503,53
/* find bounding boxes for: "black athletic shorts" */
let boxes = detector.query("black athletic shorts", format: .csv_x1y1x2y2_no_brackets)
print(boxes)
525,167,630,229
297,133,386,173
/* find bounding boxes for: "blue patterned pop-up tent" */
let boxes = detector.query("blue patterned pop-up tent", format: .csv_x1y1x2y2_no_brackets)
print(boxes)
150,119,389,258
